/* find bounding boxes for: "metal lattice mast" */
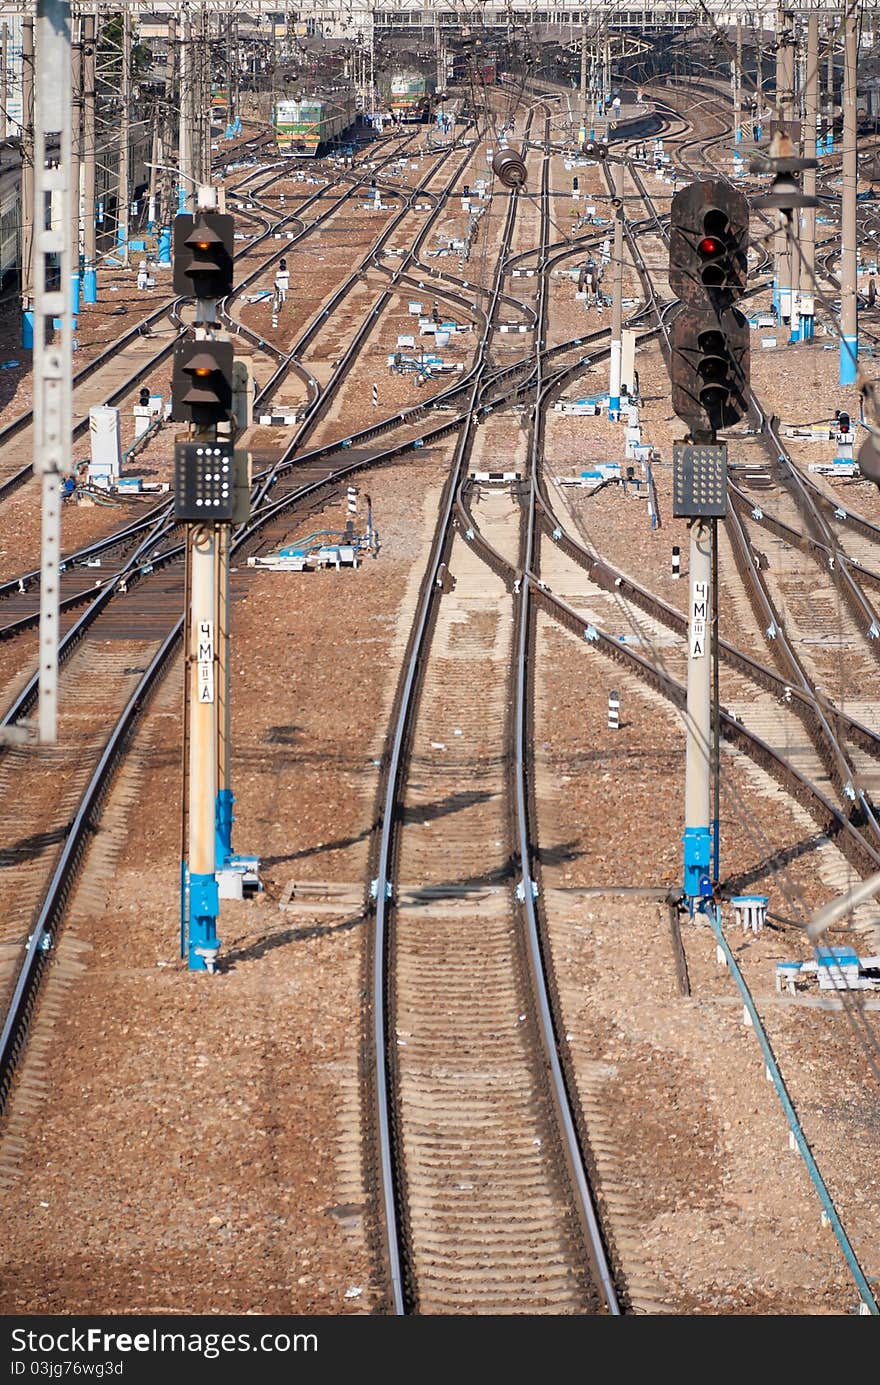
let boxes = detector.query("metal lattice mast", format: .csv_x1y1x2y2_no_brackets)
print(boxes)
70,9,82,299
179,15,193,213
81,6,96,299
801,12,819,342
157,15,177,228
1,23,8,140
116,3,131,264
20,15,34,342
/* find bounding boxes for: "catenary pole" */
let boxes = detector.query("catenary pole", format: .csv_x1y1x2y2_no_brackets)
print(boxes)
179,16,193,213
117,3,130,265
20,15,34,345
0,24,8,141
801,12,818,341
70,15,81,309
734,19,742,144
81,5,96,301
840,1,858,384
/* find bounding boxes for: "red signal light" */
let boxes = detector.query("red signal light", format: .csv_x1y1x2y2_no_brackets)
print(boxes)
699,236,723,256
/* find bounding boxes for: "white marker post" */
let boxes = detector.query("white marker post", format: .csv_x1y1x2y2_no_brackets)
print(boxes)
33,0,73,745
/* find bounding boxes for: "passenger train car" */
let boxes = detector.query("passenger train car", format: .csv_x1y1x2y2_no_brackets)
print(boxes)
273,91,357,157
389,71,436,123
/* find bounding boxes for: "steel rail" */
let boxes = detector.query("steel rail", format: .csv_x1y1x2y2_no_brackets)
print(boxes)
368,162,522,1321
509,125,621,1314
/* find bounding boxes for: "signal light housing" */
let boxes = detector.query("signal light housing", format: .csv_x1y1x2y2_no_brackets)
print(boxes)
173,211,234,301
668,181,748,307
669,178,751,441
582,138,608,161
670,308,750,436
171,338,234,425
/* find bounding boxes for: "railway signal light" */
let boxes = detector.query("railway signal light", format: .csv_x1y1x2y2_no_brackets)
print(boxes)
670,308,750,437
583,138,608,160
669,179,751,439
173,212,234,301
669,180,749,306
171,338,234,425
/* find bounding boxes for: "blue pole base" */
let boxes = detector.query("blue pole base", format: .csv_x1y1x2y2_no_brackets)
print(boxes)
157,226,171,266
70,272,81,318
683,825,713,905
608,394,621,421
215,788,235,866
840,335,858,386
187,872,221,972
177,185,187,213
83,266,97,303
801,315,815,342
21,310,34,350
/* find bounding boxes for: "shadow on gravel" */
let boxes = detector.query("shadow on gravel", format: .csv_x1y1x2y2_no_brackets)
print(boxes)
721,827,831,898
259,788,497,868
400,788,494,825
220,913,364,968
0,823,71,866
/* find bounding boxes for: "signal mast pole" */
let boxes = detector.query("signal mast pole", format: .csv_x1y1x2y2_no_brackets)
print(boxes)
608,160,623,419
669,181,750,911
172,194,251,971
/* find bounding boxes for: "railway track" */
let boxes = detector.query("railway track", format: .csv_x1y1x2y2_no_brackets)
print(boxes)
1,75,879,1317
